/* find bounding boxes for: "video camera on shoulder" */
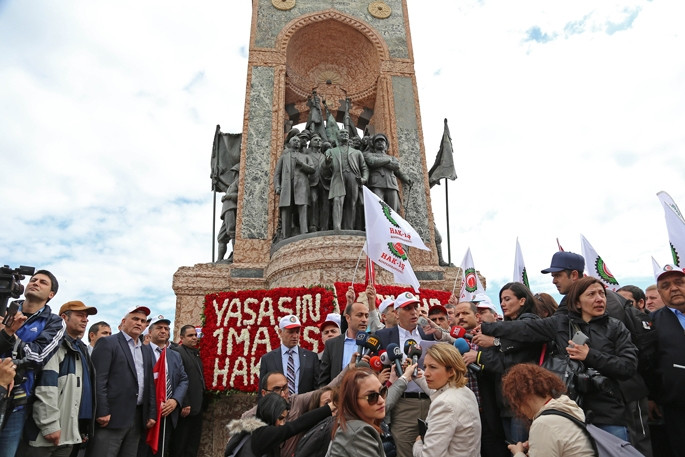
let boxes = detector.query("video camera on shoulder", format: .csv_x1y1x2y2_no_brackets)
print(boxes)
0,265,35,322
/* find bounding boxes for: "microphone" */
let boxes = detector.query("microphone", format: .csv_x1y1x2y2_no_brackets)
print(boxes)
417,316,433,328
450,326,473,341
453,338,481,373
379,350,392,367
356,331,369,364
369,356,383,372
364,333,382,356
386,343,404,377
404,339,422,377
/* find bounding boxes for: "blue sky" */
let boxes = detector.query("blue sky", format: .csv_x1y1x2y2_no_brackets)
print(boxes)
1,0,684,329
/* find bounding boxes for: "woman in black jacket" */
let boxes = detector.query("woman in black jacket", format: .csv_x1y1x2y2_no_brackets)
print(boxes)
225,392,333,457
481,277,638,440
472,282,544,444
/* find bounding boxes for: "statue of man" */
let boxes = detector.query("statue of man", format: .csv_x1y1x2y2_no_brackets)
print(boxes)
217,164,240,262
274,135,315,238
306,133,330,231
363,133,412,213
322,130,368,231
305,90,328,142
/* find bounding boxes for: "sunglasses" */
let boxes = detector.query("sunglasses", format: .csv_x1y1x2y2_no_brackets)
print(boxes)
358,386,388,405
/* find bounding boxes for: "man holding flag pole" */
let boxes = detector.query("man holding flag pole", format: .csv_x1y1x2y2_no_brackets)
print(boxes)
144,317,188,456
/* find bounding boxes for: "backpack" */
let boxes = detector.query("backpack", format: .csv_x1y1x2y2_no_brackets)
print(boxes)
539,409,643,457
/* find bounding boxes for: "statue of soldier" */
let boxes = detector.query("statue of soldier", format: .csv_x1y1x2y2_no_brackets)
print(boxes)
306,133,330,231
363,133,412,213
322,130,368,231
305,90,328,142
274,135,316,238
217,164,240,262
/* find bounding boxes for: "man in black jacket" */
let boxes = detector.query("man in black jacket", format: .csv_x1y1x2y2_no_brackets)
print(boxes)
170,325,206,457
652,265,685,457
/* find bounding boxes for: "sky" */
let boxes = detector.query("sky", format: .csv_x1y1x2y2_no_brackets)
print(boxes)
1,0,684,329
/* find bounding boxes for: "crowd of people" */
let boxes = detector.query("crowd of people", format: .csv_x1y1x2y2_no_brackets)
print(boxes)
2,250,684,457
238,251,684,457
0,270,206,457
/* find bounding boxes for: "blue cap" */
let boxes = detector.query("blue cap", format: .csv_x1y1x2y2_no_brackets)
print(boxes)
541,251,585,274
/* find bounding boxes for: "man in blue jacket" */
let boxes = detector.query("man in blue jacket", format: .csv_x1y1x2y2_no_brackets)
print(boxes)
0,269,65,457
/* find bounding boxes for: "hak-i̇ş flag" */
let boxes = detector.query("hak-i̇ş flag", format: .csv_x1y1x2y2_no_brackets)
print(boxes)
363,186,429,292
657,191,685,266
146,347,168,454
459,247,486,301
580,234,620,291
513,238,530,288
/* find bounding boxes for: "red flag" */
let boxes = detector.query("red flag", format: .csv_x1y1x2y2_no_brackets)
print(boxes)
146,347,167,454
365,257,376,288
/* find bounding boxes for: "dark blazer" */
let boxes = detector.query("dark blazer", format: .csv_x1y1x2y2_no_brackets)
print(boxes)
171,344,205,416
92,332,156,429
259,345,319,395
157,346,188,428
318,334,346,387
375,324,434,351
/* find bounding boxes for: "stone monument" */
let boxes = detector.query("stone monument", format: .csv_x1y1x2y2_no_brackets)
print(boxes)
172,2,470,454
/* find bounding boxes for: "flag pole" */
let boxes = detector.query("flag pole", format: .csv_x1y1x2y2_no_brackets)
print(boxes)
212,191,217,262
161,416,167,456
445,179,451,265
451,269,460,295
351,245,366,285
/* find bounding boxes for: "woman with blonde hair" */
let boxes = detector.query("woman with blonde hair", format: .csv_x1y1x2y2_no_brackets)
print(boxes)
412,343,481,457
501,364,595,457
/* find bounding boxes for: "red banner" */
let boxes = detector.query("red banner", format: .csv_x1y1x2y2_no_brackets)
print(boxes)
201,287,335,392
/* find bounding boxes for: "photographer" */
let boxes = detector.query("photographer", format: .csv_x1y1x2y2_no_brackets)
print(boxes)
480,277,638,440
0,270,66,457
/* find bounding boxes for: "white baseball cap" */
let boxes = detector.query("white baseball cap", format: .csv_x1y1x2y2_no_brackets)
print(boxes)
655,264,685,282
319,313,341,330
394,292,420,309
279,315,301,329
378,297,394,315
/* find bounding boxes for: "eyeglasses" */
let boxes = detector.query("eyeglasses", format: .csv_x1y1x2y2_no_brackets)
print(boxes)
267,384,289,394
358,386,388,405
277,412,288,422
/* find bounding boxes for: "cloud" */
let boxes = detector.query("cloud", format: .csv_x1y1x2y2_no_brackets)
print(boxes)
525,26,556,43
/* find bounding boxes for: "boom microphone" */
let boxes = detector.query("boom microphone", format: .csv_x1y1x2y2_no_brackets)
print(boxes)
453,338,481,373
386,343,404,377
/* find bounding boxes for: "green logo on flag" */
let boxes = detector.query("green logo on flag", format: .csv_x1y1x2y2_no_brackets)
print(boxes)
464,268,477,293
522,267,530,289
379,200,400,228
595,257,619,286
671,242,681,266
388,242,407,261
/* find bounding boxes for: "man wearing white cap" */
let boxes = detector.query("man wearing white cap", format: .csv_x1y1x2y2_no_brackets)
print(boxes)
317,313,341,361
651,265,685,456
90,305,157,457
258,315,319,395
473,294,499,323
376,292,435,457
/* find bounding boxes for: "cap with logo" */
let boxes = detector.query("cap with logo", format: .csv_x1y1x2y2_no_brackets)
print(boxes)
319,313,341,330
655,264,685,282
541,251,585,274
149,315,171,327
127,305,151,316
394,292,420,310
279,315,301,329
59,300,98,316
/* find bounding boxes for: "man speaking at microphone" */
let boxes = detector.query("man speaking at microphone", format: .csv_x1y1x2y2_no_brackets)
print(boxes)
376,292,436,457
318,300,369,386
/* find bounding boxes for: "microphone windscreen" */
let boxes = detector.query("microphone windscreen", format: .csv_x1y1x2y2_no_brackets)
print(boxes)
453,338,470,355
450,326,467,339
379,352,392,366
403,339,418,355
387,343,403,361
407,345,422,359
365,334,381,352
369,356,383,371
356,331,369,346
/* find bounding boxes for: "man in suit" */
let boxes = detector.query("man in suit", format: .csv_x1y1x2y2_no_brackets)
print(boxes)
258,315,319,395
89,306,157,457
170,325,206,457
318,301,369,386
376,292,435,457
143,316,188,456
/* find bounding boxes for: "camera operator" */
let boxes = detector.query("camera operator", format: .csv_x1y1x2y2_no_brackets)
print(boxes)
0,269,66,457
479,277,638,441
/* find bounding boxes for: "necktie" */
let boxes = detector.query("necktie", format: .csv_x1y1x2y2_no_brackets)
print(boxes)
286,349,296,395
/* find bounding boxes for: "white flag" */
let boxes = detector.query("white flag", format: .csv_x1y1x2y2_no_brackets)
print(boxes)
363,186,429,252
580,234,620,291
651,256,662,282
459,247,486,301
657,191,685,266
513,238,529,288
364,242,421,292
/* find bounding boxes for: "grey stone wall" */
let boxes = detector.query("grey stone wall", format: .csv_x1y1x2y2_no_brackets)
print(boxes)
241,66,274,240
255,0,409,58
392,75,430,243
